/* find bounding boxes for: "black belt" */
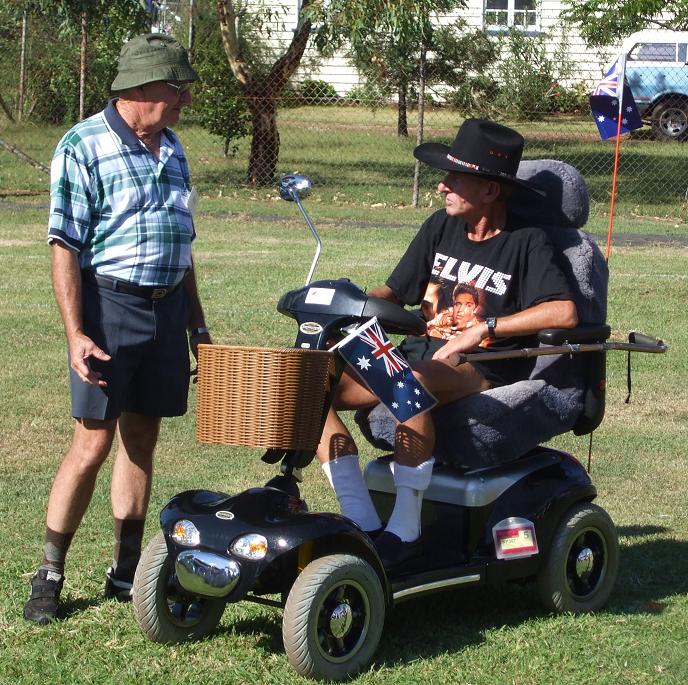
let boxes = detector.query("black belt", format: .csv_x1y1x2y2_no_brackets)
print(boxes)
82,271,180,300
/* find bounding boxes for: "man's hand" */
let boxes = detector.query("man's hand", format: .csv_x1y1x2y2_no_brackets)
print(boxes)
68,331,111,386
432,323,487,366
189,330,212,383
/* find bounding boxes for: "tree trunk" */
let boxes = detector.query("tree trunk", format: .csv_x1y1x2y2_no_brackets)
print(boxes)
246,94,279,186
397,83,408,138
217,0,312,185
79,12,87,120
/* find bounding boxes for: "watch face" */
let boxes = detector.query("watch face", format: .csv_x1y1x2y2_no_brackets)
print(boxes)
487,318,496,337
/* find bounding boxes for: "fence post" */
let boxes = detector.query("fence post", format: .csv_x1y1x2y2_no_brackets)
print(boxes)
412,47,426,209
17,10,28,123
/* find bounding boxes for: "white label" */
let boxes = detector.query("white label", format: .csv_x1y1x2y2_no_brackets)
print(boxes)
187,186,199,217
305,287,335,306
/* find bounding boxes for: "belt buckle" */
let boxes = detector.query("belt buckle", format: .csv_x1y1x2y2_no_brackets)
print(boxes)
151,287,168,299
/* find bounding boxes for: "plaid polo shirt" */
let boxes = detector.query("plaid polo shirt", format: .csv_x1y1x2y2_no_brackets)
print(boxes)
48,99,195,287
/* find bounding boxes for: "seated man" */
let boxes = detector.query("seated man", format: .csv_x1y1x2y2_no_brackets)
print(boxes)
317,118,578,567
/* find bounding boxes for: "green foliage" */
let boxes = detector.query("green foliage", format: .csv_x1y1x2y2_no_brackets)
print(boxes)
447,73,501,118
493,28,582,120
563,0,688,48
345,82,390,109
186,5,250,156
299,79,338,105
312,2,496,135
0,1,150,124
550,81,591,114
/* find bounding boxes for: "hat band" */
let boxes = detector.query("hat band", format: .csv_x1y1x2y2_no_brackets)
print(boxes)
446,153,515,180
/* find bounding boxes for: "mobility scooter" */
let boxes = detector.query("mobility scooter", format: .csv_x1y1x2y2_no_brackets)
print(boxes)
132,165,666,681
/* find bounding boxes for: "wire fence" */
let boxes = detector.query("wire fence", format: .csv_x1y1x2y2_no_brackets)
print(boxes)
1,2,687,226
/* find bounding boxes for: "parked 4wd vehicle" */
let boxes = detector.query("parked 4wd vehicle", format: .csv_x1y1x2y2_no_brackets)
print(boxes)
622,30,688,141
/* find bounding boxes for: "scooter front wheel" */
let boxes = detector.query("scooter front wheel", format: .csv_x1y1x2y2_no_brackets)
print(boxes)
283,554,385,681
133,531,226,643
537,502,619,613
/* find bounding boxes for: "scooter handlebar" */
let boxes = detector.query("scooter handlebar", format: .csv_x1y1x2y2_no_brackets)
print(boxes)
362,296,428,336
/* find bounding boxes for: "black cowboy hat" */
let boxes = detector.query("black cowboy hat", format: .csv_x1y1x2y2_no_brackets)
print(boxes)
413,118,546,197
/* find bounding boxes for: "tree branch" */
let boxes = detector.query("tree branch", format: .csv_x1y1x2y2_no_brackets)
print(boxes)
217,0,251,86
0,136,50,174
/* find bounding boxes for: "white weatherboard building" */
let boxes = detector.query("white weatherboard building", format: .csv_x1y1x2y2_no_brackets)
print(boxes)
240,1,613,94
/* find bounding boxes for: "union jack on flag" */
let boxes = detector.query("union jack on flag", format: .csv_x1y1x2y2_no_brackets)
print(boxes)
334,317,437,423
589,53,642,140
357,319,408,376
593,55,624,98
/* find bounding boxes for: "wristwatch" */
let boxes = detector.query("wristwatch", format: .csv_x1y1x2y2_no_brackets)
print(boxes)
189,326,209,338
485,317,497,339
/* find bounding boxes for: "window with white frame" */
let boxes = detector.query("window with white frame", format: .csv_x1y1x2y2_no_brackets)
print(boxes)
484,0,539,31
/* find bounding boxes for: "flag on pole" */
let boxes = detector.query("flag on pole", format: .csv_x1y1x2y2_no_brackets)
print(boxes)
589,54,642,140
333,318,437,423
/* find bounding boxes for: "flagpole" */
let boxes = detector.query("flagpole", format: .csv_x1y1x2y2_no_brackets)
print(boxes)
604,53,627,263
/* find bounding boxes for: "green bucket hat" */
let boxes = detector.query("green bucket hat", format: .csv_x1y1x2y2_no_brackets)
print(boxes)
111,33,199,91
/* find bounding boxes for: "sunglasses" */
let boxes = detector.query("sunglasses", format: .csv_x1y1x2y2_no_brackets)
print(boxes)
165,81,193,96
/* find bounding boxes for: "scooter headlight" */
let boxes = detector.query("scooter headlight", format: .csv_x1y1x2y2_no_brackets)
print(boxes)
231,533,268,561
171,519,201,547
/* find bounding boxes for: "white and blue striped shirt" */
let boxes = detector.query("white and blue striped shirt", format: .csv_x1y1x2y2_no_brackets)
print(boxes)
48,99,195,287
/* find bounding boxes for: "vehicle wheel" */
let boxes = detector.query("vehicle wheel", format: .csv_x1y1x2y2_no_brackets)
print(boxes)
537,503,619,614
133,531,225,643
283,554,385,681
651,99,688,141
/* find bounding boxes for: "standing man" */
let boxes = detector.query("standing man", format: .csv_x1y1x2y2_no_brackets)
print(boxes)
318,119,578,568
24,34,210,624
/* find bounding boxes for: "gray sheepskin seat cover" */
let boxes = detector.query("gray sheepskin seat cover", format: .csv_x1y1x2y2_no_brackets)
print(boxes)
360,159,608,469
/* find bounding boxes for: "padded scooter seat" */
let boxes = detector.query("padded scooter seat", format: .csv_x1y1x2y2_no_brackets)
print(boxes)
366,450,562,506
360,160,609,470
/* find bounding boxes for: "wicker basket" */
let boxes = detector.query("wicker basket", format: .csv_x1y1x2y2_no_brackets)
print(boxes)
196,345,333,450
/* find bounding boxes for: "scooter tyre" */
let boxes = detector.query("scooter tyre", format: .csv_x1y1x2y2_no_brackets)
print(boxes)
283,554,384,681
537,503,619,614
133,531,225,643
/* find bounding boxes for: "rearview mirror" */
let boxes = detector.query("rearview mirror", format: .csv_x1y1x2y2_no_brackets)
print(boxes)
279,174,312,202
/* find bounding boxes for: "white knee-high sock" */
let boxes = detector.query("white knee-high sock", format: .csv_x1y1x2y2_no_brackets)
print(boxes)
321,454,382,532
385,458,435,542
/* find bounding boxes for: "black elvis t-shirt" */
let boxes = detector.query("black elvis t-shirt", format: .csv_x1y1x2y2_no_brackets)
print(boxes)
386,209,573,383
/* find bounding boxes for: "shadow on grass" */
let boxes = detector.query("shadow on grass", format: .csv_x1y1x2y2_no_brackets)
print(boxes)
617,524,669,537
57,595,104,621
216,611,284,654
194,535,688,667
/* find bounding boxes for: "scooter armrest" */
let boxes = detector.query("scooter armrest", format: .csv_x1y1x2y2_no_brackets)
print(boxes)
538,324,611,345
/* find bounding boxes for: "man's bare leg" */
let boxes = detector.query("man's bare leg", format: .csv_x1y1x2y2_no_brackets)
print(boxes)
317,373,382,532
379,360,491,558
107,413,160,595
24,418,116,624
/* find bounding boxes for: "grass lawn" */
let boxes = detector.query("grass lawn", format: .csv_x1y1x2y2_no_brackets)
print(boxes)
2,103,687,231
0,183,687,684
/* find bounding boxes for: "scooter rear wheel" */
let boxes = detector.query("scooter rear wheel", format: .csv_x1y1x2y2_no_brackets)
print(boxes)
537,503,619,613
133,531,226,643
283,554,385,681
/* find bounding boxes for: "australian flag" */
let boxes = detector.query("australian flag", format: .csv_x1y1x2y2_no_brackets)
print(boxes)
590,55,642,140
334,317,437,423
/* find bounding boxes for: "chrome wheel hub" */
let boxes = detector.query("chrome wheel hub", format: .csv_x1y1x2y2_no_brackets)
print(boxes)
329,602,353,639
575,547,594,578
660,108,688,137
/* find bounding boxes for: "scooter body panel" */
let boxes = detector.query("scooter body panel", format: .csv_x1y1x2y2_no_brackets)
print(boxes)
159,486,385,603
366,446,596,598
